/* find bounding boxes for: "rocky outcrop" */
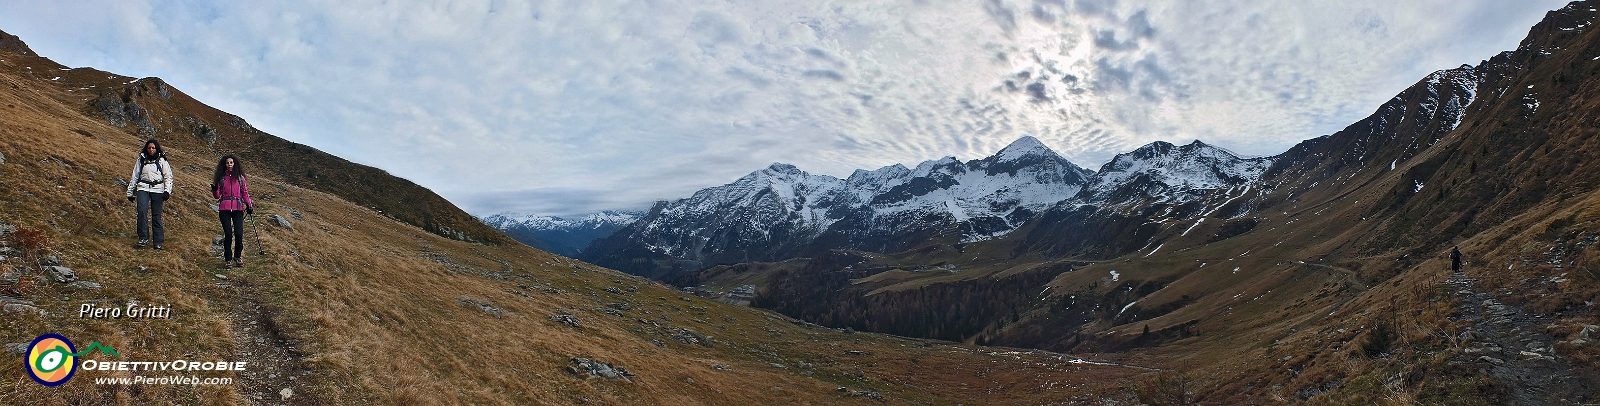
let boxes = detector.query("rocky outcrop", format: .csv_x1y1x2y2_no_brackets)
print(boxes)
268,214,292,228
91,91,156,135
456,296,501,316
568,357,634,381
0,29,37,57
43,265,76,283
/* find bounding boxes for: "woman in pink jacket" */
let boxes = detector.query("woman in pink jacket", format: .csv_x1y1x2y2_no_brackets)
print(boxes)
211,155,255,268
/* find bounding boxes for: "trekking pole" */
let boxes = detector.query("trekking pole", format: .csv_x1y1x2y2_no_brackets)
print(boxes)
249,211,266,256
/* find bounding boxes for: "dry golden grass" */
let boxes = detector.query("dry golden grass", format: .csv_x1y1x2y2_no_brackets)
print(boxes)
0,40,1150,405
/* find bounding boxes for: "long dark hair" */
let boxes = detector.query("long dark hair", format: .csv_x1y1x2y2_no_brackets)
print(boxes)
212,155,246,191
140,139,164,160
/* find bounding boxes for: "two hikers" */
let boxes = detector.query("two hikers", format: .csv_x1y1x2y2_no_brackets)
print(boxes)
126,139,173,250
126,140,258,267
211,155,255,268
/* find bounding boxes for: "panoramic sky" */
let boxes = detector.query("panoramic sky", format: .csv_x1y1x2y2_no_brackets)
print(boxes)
0,1,1571,217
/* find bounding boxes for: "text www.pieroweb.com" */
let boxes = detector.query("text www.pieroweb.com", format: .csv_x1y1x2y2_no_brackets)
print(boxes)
93,375,234,386
81,360,245,386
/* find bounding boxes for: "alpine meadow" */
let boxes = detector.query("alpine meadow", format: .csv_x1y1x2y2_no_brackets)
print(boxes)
5,1,1600,405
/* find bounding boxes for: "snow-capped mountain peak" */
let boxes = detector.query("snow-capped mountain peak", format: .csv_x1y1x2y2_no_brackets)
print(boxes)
482,210,643,232
1081,139,1273,205
846,164,912,189
910,156,964,179
992,135,1057,162
761,162,806,176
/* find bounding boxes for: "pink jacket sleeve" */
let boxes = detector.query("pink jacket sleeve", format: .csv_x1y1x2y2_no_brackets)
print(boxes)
241,176,254,208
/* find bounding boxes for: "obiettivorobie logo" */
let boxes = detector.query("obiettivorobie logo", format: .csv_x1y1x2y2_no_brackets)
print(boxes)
23,333,249,387
25,333,120,386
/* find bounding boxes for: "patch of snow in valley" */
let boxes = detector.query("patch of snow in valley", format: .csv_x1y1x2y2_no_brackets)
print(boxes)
1181,218,1206,236
1116,301,1137,317
1145,244,1164,257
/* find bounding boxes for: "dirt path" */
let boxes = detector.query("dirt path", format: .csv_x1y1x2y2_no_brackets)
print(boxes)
1294,260,1368,290
1443,271,1598,405
218,265,318,405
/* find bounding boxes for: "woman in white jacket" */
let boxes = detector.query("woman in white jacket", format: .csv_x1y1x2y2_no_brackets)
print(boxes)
126,139,173,249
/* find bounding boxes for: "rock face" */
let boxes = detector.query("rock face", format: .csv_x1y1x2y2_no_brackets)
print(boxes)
91,91,156,135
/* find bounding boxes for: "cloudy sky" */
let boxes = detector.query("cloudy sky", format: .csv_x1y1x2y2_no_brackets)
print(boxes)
0,1,1571,217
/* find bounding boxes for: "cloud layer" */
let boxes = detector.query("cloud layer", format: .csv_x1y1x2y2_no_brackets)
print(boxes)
0,0,1568,216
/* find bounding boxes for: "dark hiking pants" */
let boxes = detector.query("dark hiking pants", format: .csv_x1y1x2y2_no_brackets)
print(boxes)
219,210,245,262
135,190,165,244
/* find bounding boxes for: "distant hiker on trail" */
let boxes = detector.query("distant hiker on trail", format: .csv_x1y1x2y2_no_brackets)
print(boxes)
1451,246,1463,272
126,139,173,250
211,155,254,268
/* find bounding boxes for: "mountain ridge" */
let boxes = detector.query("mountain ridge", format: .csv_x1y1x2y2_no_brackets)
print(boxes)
481,210,643,256
582,135,1110,279
587,133,1273,279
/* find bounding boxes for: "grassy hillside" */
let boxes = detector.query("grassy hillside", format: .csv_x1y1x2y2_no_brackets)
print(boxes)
0,30,1159,404
1,30,507,246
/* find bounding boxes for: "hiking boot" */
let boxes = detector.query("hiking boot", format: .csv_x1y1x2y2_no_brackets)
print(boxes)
136,239,149,248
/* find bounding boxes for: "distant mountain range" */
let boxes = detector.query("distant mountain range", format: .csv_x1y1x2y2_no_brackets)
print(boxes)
571,49,1486,282
480,211,642,257
575,134,1282,280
